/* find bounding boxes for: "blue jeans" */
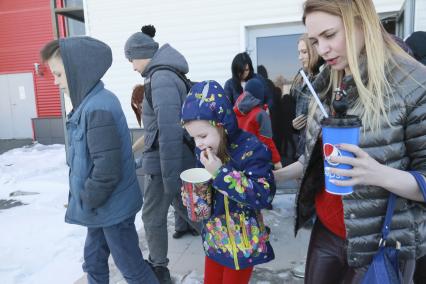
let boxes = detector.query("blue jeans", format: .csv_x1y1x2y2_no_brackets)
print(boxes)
82,215,159,284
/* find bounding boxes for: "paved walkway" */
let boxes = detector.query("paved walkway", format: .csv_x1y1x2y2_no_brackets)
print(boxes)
0,139,33,155
75,189,310,284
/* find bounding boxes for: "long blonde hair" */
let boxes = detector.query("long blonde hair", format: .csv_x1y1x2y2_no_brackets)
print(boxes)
292,34,322,91
299,33,321,75
303,0,415,131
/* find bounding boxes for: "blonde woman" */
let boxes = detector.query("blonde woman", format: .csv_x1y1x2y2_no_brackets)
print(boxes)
275,0,426,283
290,33,323,159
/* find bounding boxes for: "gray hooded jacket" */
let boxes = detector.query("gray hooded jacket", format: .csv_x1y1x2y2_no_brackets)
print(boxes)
141,44,195,195
63,37,142,227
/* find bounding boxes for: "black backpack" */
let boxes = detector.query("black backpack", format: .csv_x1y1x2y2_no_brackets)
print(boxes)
144,65,196,152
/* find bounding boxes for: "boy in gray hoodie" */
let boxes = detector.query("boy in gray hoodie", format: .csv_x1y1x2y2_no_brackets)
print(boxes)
124,25,199,284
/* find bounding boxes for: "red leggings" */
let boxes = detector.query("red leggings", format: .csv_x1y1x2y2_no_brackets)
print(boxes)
204,256,253,284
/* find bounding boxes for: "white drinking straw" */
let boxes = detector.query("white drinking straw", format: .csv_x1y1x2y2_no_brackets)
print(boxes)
299,69,329,118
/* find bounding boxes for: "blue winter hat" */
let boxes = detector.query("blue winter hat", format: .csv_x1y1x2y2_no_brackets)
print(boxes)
181,80,240,139
244,78,264,101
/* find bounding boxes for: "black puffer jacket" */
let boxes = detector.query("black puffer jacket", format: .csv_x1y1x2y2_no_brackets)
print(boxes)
295,54,426,267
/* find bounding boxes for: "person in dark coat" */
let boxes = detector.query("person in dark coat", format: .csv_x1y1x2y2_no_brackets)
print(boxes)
124,24,198,284
224,52,273,110
405,31,426,284
405,31,426,65
41,37,158,283
257,65,288,164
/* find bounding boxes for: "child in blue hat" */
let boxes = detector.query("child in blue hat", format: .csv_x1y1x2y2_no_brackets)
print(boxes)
234,78,282,170
181,80,275,283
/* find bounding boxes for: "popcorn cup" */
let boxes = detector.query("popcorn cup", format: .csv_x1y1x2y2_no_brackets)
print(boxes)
180,168,212,222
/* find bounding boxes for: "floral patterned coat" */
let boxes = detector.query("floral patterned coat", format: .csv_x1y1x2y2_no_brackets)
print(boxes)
182,80,276,270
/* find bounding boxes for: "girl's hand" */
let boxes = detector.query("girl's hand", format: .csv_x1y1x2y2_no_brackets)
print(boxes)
327,144,384,187
274,162,283,170
200,148,223,175
292,115,307,130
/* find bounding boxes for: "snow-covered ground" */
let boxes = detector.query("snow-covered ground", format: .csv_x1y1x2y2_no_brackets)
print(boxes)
0,144,88,283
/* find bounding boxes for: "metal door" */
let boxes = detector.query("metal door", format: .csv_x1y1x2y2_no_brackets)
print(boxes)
0,73,37,139
246,23,305,85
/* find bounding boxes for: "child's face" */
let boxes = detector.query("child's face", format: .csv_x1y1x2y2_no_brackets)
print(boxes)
185,120,221,155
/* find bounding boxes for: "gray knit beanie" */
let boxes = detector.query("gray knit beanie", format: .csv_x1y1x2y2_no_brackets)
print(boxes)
124,25,159,60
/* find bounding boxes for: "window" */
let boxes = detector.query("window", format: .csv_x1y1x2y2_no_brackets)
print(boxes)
256,34,301,93
64,0,85,36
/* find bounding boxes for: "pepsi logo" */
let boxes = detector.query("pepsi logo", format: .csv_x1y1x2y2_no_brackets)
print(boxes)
323,143,341,166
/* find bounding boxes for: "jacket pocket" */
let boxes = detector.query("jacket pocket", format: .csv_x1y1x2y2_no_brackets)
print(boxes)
143,129,158,153
79,194,97,215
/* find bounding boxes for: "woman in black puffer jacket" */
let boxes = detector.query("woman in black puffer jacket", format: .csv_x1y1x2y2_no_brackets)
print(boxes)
275,0,426,283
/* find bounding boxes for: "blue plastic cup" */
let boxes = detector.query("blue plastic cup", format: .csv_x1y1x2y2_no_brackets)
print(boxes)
321,115,361,195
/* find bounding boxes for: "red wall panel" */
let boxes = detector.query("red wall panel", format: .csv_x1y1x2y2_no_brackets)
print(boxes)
0,0,61,117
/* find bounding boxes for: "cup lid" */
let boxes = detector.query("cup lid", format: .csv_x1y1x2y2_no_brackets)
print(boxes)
321,115,362,128
180,168,212,183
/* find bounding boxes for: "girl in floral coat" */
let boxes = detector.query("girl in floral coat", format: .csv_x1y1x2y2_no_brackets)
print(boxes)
181,80,276,283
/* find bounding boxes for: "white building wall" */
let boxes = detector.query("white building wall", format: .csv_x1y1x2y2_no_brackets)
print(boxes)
84,0,405,127
415,0,426,31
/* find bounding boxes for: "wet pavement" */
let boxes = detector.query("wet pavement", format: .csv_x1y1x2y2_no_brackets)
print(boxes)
0,139,33,155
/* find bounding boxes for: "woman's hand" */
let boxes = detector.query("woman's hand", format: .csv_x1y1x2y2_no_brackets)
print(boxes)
327,144,384,187
200,148,223,176
328,144,425,202
292,115,307,130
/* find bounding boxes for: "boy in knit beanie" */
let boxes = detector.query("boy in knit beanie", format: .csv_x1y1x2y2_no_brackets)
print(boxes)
125,25,159,73
124,25,200,284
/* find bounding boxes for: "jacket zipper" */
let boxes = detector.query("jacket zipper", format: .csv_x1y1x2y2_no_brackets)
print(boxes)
240,213,251,249
224,195,240,270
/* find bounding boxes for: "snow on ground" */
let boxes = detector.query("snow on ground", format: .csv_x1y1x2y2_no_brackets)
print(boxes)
0,144,85,284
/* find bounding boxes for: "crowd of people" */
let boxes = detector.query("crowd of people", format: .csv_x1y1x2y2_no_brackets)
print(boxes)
40,0,426,283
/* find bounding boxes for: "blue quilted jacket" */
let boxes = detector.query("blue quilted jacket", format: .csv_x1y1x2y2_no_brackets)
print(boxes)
62,37,142,227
